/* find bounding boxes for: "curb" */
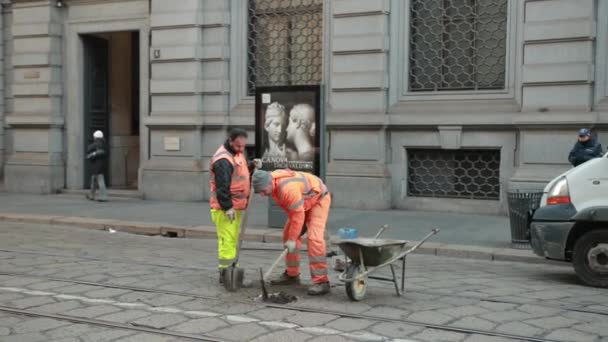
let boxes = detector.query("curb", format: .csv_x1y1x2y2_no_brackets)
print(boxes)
0,212,563,266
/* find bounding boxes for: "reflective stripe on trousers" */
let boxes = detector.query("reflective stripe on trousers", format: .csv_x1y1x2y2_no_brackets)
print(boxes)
218,258,236,268
211,209,243,269
285,240,303,276
283,194,331,284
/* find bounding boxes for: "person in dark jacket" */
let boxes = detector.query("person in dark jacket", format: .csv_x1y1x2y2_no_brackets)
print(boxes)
568,128,603,167
208,128,256,284
86,130,108,201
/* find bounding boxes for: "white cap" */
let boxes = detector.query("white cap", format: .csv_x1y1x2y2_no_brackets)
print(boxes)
93,130,104,139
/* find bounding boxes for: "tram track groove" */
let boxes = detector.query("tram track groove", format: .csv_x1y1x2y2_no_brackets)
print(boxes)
0,271,593,342
1,247,605,317
0,304,224,342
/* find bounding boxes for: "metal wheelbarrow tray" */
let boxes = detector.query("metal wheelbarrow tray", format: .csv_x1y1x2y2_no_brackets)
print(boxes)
331,228,439,301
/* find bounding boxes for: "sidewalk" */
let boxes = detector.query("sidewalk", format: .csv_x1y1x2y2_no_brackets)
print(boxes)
0,191,550,264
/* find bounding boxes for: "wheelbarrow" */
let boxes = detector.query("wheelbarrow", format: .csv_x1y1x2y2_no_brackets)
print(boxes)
331,227,439,301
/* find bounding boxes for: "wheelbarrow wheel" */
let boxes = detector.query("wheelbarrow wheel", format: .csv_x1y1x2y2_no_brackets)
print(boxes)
345,264,367,301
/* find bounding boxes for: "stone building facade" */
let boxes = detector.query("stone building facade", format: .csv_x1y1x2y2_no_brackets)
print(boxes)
1,0,606,215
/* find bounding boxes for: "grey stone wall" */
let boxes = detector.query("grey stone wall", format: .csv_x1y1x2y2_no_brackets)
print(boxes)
143,0,232,201
1,0,606,215
323,0,607,213
510,0,601,192
326,0,392,210
4,1,64,193
63,0,149,191
0,4,12,182
0,6,5,180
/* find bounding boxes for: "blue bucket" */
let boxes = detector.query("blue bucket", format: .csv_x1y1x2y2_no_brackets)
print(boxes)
337,227,359,240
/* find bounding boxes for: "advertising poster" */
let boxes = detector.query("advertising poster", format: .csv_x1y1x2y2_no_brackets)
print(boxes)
255,85,321,176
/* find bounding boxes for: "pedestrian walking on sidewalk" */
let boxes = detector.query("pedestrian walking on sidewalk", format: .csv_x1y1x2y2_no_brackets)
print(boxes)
209,128,253,283
568,128,603,167
251,168,331,296
86,130,108,202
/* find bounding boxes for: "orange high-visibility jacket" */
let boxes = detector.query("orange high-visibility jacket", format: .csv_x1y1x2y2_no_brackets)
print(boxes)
271,169,329,241
209,145,250,210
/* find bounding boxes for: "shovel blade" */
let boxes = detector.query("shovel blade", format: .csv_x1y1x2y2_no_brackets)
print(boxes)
223,266,244,292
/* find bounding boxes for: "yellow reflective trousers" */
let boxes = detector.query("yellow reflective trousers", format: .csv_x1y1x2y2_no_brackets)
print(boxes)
211,209,243,269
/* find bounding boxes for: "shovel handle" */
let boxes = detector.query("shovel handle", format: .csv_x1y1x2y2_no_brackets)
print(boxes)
234,165,259,263
374,225,389,239
263,248,288,281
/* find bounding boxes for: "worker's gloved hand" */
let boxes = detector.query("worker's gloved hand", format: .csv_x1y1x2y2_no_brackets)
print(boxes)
225,208,236,222
253,158,262,169
284,240,297,253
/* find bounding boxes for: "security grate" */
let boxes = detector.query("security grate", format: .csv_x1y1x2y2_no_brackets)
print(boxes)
247,0,323,96
409,0,508,92
407,149,501,200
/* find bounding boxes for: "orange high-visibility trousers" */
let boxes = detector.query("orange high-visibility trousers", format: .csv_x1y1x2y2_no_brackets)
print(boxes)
284,194,331,284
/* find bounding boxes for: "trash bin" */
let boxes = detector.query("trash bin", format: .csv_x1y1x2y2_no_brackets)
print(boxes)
507,190,543,249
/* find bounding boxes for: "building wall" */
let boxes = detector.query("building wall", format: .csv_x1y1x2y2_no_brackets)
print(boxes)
511,0,602,194
2,0,607,215
143,0,232,201
323,0,607,214
4,0,65,193
2,6,14,183
0,6,5,180
325,1,392,210
63,0,149,191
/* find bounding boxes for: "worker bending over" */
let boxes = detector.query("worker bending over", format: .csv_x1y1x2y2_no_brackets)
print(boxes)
251,168,331,295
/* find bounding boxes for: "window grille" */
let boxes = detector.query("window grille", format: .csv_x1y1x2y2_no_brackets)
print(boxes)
409,0,508,92
407,149,501,200
247,0,323,96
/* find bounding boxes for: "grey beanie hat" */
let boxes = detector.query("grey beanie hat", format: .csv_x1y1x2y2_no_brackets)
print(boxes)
252,170,272,192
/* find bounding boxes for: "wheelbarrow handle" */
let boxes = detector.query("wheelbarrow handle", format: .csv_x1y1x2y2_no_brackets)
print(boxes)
402,228,440,256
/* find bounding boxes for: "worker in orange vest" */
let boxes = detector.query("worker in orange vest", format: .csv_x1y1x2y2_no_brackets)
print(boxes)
209,128,252,283
251,168,331,295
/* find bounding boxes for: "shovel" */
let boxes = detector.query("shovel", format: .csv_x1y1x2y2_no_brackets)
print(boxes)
223,167,257,292
260,223,310,285
259,248,290,302
262,248,289,283
223,206,251,291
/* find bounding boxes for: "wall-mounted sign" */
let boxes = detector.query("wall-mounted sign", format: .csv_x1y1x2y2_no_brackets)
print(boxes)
23,70,40,79
163,136,180,151
255,85,321,176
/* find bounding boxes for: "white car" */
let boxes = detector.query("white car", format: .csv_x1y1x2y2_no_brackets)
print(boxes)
530,152,608,287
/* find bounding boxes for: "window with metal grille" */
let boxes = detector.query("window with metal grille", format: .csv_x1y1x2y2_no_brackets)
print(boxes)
409,0,508,92
407,149,501,200
247,0,323,96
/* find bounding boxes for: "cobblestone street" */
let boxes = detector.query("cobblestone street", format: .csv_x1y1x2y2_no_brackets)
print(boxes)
0,222,607,342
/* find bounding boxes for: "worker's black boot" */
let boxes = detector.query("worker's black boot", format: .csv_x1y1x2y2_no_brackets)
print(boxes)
219,269,226,284
270,271,300,285
307,282,330,296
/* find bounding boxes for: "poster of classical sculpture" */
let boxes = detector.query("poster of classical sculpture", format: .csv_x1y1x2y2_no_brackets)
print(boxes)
255,85,321,176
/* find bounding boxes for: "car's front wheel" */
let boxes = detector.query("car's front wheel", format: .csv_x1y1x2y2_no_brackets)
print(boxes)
572,230,608,288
